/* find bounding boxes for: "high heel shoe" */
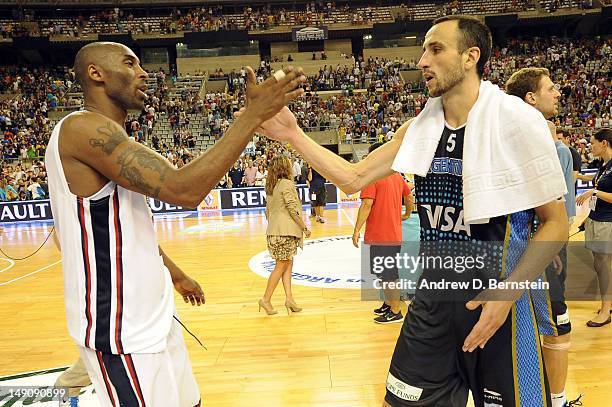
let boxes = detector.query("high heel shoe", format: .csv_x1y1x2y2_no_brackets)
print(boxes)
586,316,611,327
258,299,277,315
285,299,302,314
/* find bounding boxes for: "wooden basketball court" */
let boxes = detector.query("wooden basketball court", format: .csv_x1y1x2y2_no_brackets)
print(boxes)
0,205,610,406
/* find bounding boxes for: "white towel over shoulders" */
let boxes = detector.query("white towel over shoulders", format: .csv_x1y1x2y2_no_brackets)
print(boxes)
392,80,567,224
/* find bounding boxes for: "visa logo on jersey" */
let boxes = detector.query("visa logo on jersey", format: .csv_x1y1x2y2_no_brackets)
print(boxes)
421,204,471,236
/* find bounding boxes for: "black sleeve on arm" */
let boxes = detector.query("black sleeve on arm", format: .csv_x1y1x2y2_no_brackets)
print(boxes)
570,148,581,171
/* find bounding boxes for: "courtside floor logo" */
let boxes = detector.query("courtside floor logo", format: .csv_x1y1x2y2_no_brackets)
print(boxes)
0,368,97,406
181,220,245,234
248,236,364,289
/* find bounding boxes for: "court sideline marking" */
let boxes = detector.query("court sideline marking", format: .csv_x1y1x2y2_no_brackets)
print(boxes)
0,257,16,273
0,260,62,286
340,208,356,228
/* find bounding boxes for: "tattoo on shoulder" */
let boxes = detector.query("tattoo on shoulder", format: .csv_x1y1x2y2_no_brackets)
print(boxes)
89,123,125,155
116,146,169,198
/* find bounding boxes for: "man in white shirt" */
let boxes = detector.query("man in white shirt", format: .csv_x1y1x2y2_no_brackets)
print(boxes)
293,157,302,182
27,178,43,199
12,164,24,182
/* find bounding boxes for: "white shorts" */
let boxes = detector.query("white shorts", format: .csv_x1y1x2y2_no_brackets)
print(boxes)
79,318,200,407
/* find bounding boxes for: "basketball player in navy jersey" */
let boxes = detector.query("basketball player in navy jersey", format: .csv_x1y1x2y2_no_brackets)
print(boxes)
45,41,305,406
506,67,581,407
240,16,569,407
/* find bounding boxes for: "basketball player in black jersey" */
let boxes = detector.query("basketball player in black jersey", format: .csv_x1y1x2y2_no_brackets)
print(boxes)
506,67,581,407
243,15,569,407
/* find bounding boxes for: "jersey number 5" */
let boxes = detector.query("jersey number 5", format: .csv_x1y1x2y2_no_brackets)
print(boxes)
446,133,457,153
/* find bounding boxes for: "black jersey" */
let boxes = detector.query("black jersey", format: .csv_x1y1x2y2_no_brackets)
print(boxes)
415,124,534,243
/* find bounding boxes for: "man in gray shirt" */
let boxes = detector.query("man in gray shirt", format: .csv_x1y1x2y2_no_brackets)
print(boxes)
551,123,576,223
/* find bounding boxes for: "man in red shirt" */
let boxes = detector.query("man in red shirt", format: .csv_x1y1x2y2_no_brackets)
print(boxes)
352,142,414,324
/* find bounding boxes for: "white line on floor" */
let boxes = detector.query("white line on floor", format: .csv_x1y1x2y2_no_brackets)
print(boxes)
341,207,356,228
0,260,62,286
0,257,16,273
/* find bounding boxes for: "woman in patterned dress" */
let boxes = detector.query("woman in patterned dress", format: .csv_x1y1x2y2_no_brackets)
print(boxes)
259,155,311,315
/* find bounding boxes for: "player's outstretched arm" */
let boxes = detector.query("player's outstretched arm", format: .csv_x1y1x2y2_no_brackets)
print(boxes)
62,66,306,207
238,108,414,194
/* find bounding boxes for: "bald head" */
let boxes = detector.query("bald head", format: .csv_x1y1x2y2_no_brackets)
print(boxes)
73,41,149,112
73,42,136,89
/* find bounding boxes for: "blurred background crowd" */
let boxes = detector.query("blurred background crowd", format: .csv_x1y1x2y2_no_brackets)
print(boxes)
1,34,610,201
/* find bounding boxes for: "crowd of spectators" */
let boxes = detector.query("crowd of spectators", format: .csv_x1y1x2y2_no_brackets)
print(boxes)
2,2,393,39
2,0,603,39
0,22,30,39
0,67,74,201
1,36,610,201
545,0,594,13
487,37,610,131
242,2,390,31
303,56,415,92
394,0,533,21
161,6,239,34
219,56,420,94
286,88,424,140
0,66,78,164
219,137,309,189
0,160,48,201
0,66,78,106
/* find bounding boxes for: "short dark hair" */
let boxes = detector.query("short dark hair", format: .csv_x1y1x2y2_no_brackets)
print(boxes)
432,15,492,78
593,128,612,145
557,129,571,138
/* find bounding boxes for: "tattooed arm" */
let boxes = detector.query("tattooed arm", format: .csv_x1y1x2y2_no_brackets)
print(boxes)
58,66,306,206
60,111,259,207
